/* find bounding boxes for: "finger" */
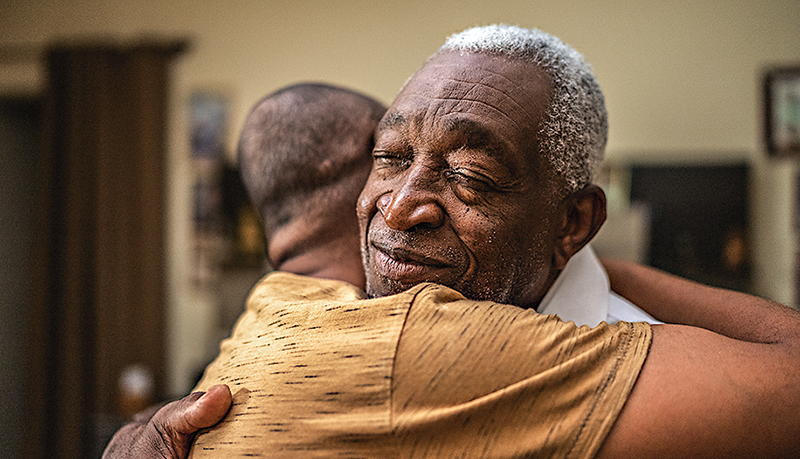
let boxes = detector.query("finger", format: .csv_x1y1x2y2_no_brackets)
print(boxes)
157,385,231,457
102,386,232,459
183,385,233,430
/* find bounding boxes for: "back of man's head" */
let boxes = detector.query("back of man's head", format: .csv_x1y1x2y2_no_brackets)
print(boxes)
238,83,386,281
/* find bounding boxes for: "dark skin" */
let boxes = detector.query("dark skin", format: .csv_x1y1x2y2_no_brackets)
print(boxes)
103,189,371,459
358,50,606,308
100,53,606,459
101,223,367,459
597,259,800,458
103,86,377,459
269,169,371,290
363,50,800,458
105,259,800,459
106,51,800,458
101,385,232,459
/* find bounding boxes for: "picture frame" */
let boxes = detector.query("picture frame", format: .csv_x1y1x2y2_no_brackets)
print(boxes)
764,67,800,156
189,89,229,160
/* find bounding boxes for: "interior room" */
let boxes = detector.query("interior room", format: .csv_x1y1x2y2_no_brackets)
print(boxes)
2,1,799,457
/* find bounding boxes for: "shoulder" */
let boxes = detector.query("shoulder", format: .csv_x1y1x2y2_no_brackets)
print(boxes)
394,285,652,457
248,271,368,306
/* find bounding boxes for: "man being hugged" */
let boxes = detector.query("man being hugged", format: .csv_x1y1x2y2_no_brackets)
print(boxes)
107,25,800,459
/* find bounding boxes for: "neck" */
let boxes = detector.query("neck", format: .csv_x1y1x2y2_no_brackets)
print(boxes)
270,232,366,290
278,251,365,290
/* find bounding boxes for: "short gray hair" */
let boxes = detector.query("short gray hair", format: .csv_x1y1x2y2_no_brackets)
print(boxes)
439,24,607,192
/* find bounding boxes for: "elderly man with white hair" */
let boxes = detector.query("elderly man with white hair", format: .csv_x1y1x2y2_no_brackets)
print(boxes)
106,25,800,459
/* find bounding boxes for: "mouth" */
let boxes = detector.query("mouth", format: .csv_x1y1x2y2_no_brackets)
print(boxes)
373,241,449,266
369,240,454,284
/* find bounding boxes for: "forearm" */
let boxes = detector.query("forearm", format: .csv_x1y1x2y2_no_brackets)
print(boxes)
597,259,800,458
602,258,800,344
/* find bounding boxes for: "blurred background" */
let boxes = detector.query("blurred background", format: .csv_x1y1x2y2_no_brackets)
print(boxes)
1,1,799,457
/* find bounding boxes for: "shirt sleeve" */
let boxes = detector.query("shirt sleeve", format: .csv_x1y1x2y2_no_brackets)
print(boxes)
189,276,650,459
390,283,652,459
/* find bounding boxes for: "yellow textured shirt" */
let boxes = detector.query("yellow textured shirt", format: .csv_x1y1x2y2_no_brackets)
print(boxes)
190,272,651,459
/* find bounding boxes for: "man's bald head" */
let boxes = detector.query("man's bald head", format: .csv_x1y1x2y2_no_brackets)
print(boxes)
238,83,386,285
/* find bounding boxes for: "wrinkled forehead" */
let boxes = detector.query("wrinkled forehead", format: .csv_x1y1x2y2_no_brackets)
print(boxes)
384,50,553,137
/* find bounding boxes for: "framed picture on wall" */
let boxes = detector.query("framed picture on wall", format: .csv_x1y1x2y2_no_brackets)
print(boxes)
189,90,229,160
765,67,800,156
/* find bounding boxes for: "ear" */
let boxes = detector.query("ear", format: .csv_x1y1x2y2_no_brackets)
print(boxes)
553,185,607,269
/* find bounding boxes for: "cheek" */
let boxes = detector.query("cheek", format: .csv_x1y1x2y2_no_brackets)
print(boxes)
453,210,519,281
509,209,559,289
479,213,553,281
356,184,379,232
356,193,370,226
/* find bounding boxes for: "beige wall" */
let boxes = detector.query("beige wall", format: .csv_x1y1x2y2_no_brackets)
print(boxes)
3,0,799,395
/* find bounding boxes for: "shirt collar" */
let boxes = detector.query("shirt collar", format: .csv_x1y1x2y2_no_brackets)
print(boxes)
537,245,609,328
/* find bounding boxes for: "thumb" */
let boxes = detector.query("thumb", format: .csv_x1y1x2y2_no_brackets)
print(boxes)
102,385,232,459
173,384,233,432
157,385,232,458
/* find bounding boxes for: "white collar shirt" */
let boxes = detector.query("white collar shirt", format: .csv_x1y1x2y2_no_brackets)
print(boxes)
538,245,662,327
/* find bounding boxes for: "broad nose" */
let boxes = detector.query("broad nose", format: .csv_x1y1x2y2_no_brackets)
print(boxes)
377,166,445,231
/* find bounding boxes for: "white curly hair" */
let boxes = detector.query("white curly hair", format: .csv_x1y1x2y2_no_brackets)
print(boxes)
438,24,607,192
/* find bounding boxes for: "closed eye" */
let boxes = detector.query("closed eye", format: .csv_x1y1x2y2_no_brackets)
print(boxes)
445,168,498,193
372,150,411,170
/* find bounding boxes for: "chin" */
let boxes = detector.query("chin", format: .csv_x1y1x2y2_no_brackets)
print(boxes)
365,273,409,299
